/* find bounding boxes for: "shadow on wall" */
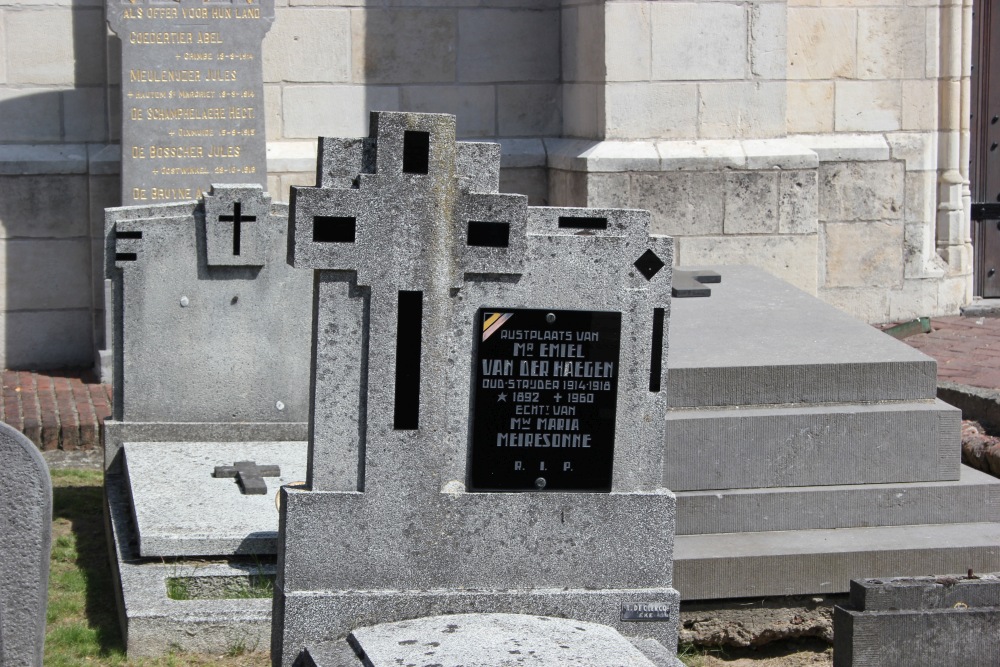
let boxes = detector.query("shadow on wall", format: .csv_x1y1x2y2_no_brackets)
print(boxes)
0,0,121,370
356,5,561,207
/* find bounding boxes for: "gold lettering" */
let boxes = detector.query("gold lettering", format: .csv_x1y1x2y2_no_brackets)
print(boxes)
129,69,201,83
129,32,194,45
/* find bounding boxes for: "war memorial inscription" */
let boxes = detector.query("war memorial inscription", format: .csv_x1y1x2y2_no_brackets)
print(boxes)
469,308,621,492
107,0,273,204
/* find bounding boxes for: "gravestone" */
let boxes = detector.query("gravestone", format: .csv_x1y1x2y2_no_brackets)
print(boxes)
0,422,51,667
272,111,681,665
106,0,273,205
100,0,275,381
102,184,311,653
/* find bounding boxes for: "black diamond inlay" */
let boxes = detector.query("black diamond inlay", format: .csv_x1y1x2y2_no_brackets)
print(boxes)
634,249,665,281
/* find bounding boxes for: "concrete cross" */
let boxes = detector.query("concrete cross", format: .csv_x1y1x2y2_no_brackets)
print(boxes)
213,460,280,495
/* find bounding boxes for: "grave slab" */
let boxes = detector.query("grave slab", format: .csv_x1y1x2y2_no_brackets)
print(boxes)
667,265,936,408
123,440,308,557
345,613,678,667
104,474,272,656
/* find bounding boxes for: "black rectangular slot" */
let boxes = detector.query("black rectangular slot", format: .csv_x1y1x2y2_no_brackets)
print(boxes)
313,216,357,243
393,290,423,430
649,308,665,392
116,230,142,239
116,252,138,262
558,216,608,230
467,220,510,248
402,131,430,174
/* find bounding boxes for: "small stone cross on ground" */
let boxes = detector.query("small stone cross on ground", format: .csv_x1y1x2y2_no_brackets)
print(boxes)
213,460,280,495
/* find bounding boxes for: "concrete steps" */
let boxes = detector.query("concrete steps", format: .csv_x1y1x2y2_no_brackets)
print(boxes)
674,522,1000,600
676,465,1000,535
665,400,961,491
666,267,1000,600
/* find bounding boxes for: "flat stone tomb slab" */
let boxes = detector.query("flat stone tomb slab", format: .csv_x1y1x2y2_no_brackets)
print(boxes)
346,613,669,667
124,440,307,557
667,265,937,408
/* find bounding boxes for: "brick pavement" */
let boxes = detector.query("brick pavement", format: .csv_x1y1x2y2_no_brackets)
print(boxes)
0,315,995,453
902,316,1000,391
1,369,111,451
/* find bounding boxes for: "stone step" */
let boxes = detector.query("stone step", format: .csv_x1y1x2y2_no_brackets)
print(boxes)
664,399,960,491
667,266,937,408
674,522,1000,600
676,465,1000,535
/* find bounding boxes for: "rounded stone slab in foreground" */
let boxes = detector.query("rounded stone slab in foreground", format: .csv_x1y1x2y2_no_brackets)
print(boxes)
0,421,51,667
348,613,659,666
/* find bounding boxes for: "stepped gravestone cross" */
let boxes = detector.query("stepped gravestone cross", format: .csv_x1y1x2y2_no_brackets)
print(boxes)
272,111,682,666
0,422,52,667
106,0,273,205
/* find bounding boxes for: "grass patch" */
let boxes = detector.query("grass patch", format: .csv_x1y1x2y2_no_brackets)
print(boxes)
46,468,269,666
165,575,273,601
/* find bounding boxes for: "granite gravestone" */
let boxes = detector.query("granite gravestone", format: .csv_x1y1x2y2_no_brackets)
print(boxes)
272,111,682,666
102,184,311,654
0,422,51,667
106,0,273,205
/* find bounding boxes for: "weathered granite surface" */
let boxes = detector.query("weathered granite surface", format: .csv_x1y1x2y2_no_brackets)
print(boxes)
0,422,51,667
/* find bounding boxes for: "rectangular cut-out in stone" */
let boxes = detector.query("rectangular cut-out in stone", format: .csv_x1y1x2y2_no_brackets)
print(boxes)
313,216,357,243
466,220,510,248
559,216,609,230
469,307,622,492
106,0,274,205
402,130,430,174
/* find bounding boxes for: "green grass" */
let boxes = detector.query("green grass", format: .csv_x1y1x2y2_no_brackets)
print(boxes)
45,468,268,667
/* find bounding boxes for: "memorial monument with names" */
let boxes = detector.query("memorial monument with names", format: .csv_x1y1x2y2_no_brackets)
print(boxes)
106,0,273,205
272,111,682,666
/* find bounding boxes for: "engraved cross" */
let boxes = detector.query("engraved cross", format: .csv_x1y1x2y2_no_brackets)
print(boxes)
218,201,256,257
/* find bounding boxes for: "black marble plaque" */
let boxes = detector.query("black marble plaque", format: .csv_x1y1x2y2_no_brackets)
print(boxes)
107,0,273,205
468,308,621,492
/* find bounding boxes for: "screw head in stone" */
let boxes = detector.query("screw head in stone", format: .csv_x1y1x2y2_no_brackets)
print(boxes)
275,401,285,411
545,313,556,324
180,296,190,307
535,477,547,489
